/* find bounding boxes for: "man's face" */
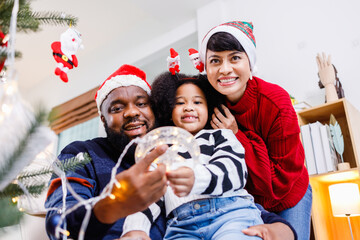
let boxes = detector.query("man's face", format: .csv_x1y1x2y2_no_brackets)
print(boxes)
100,86,155,141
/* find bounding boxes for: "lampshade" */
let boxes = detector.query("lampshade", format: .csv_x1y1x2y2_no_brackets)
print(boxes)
329,183,360,217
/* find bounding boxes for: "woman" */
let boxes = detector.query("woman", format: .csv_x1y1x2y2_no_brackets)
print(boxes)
199,21,312,239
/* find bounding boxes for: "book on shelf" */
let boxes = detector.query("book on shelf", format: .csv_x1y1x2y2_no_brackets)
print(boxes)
309,121,328,174
319,124,335,172
300,124,317,175
300,121,339,175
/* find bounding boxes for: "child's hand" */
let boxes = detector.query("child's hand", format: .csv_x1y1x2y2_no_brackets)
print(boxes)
211,104,238,135
118,230,151,240
166,167,195,197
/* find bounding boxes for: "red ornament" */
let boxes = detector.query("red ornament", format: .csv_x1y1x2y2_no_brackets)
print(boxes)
51,28,82,83
167,48,180,75
188,48,204,73
0,30,9,72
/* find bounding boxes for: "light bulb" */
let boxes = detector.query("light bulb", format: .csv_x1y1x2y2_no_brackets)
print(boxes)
135,126,200,170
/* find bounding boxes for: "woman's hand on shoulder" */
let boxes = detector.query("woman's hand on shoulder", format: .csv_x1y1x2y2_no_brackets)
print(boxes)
211,104,238,135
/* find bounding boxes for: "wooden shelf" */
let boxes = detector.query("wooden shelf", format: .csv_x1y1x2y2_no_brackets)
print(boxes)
310,169,360,240
297,99,360,240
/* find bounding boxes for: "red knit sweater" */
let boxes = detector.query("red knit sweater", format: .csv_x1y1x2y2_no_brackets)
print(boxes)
226,76,309,212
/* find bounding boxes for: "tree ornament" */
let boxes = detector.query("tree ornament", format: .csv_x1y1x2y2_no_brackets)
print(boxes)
51,27,83,82
46,213,69,238
188,48,204,73
135,126,200,170
0,30,9,73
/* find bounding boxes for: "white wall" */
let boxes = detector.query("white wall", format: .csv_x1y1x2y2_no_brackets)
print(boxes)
197,0,360,110
21,0,360,113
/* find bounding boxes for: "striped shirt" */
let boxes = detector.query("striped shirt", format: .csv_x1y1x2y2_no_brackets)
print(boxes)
122,128,252,236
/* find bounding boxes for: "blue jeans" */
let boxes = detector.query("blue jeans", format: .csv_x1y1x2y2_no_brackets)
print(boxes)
164,196,263,240
277,184,312,240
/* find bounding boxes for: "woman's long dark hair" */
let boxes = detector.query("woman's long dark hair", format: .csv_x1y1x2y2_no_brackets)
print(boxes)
207,32,245,52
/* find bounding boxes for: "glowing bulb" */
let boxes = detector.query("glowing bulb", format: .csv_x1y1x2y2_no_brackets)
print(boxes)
58,228,70,237
1,103,12,115
135,127,200,170
5,83,16,95
18,208,24,212
12,197,18,203
109,194,116,200
115,181,121,189
172,128,179,135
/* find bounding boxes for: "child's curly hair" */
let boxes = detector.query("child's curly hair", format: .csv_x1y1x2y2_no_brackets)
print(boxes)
150,71,224,129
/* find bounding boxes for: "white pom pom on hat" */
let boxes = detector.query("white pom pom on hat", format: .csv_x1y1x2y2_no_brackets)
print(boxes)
199,21,257,74
95,64,151,113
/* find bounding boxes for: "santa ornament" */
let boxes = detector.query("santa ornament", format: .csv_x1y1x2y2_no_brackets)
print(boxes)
188,48,204,73
51,27,83,82
167,48,180,75
0,30,9,73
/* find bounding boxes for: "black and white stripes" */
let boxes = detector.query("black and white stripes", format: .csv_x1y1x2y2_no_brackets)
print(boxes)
122,129,250,237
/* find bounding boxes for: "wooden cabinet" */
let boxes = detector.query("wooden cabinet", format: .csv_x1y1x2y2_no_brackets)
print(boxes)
297,98,360,240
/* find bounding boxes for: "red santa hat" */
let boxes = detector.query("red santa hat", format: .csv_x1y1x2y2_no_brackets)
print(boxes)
95,64,151,113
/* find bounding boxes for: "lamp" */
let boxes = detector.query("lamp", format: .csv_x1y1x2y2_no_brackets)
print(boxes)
329,183,360,240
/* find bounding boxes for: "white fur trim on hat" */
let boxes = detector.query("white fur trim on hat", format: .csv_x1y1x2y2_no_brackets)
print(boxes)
200,25,257,74
95,74,151,113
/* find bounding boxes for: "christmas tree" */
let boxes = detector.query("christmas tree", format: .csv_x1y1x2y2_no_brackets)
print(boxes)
0,0,87,230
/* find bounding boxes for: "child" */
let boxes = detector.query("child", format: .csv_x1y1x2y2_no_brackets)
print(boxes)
199,20,312,239
120,72,264,240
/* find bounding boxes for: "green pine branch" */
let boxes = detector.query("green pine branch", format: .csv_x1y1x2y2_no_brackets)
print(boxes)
0,183,46,198
16,167,52,181
31,11,77,28
0,0,78,33
0,109,47,184
16,152,92,181
56,152,92,172
0,48,22,59
0,153,92,199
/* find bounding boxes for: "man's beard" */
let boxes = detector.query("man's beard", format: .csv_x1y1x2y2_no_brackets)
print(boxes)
104,121,131,152
104,118,155,151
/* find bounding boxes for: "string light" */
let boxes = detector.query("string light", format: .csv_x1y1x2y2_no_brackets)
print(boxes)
1,103,12,114
45,127,200,240
115,181,121,189
135,126,200,170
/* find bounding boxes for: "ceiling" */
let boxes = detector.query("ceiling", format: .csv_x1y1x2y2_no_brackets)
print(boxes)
12,0,215,108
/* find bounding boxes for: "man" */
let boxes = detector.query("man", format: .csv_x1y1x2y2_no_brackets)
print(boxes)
45,64,296,240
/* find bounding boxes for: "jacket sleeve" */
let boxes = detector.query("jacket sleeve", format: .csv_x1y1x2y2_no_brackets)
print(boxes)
191,129,247,196
256,204,298,240
44,148,113,239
